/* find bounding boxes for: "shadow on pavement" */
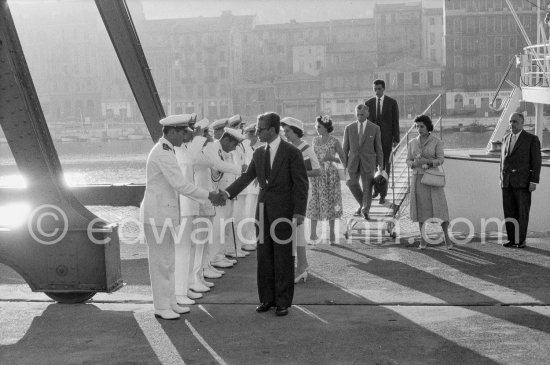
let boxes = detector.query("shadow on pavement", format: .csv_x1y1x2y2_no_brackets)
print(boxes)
0,304,160,364
317,246,550,336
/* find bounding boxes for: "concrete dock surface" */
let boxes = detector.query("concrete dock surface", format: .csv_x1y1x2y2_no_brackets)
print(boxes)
1,208,550,365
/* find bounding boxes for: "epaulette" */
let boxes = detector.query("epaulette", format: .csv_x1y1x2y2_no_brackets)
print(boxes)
162,143,173,152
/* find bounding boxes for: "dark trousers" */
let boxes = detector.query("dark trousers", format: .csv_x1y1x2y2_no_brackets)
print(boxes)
347,167,374,213
502,187,532,244
256,213,294,307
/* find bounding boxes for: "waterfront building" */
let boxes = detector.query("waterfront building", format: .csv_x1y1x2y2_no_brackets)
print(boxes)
444,0,537,116
374,2,423,67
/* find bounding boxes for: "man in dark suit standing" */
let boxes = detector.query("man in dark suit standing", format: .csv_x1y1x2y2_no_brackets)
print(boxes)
225,112,308,316
365,79,400,204
500,112,542,248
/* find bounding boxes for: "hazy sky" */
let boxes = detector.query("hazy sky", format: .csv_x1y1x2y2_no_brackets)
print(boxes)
140,0,442,24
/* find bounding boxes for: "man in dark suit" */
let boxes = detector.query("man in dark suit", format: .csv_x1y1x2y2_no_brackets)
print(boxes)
225,112,308,316
365,79,400,205
500,112,542,248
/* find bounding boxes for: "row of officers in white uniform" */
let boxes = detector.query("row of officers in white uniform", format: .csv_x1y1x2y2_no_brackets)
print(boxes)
140,112,262,320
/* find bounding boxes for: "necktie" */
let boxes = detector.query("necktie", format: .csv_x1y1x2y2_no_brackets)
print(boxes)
358,121,364,141
377,97,381,123
265,145,271,180
508,133,517,155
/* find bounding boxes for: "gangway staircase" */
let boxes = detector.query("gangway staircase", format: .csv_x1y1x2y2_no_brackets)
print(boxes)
344,95,444,243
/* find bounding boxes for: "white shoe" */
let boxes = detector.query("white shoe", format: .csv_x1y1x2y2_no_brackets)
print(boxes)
242,244,257,251
203,268,223,279
154,309,180,320
223,258,237,265
190,283,210,293
176,295,195,305
187,290,203,299
211,260,233,268
201,279,214,288
207,265,225,275
170,304,190,314
226,251,247,258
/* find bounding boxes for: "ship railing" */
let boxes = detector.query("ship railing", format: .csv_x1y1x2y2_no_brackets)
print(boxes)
520,23,550,88
388,94,443,218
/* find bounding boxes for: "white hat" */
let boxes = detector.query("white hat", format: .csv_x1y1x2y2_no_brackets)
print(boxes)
280,117,304,132
243,124,256,133
210,118,228,131
159,113,196,127
195,117,210,129
227,114,242,128
222,127,245,142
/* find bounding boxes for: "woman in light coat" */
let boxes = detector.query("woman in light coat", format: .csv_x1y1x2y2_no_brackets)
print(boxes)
281,117,321,283
406,114,452,249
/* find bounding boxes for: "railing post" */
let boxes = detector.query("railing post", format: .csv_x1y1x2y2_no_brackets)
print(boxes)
439,94,443,141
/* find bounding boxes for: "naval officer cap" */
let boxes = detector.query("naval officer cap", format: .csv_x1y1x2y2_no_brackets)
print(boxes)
195,117,211,129
243,124,256,134
222,127,245,142
227,114,243,128
210,118,228,131
280,117,304,132
159,113,196,127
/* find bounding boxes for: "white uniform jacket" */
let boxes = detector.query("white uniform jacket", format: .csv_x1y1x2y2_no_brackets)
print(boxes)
140,137,208,227
175,136,207,217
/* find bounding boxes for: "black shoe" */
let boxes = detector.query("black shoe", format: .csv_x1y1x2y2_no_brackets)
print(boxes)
275,306,289,316
503,242,516,248
256,302,275,312
362,211,370,221
353,207,362,216
372,191,379,199
517,241,527,248
379,196,386,204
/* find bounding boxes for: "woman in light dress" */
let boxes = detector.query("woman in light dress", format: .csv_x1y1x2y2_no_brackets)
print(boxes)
406,114,452,249
281,117,321,283
306,115,345,245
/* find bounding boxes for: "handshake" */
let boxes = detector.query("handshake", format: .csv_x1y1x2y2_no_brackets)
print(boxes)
208,190,228,206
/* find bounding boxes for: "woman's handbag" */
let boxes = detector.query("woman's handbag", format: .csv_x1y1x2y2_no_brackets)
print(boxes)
421,166,445,187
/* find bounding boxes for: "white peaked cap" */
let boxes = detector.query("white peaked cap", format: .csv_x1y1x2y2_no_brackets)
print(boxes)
159,113,196,127
227,114,243,127
210,118,228,131
195,117,211,129
243,124,256,133
222,127,245,142
281,117,304,132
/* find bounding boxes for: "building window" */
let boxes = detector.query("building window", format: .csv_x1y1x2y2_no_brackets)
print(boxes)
428,71,433,86
412,72,420,85
336,100,345,114
454,73,463,87
495,37,502,50
480,73,489,87
430,17,435,26
454,55,463,68
430,49,436,61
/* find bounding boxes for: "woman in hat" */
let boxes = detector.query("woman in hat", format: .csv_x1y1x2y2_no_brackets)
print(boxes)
281,117,321,283
406,114,451,249
307,115,345,245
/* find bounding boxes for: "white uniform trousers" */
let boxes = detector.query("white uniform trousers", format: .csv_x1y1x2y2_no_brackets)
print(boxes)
210,201,234,262
175,217,194,297
144,223,177,310
188,216,210,286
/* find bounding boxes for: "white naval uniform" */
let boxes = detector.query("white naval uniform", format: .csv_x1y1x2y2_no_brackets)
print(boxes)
140,137,208,311
194,140,242,270
210,139,240,262
227,141,248,254
236,139,260,247
174,136,206,297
